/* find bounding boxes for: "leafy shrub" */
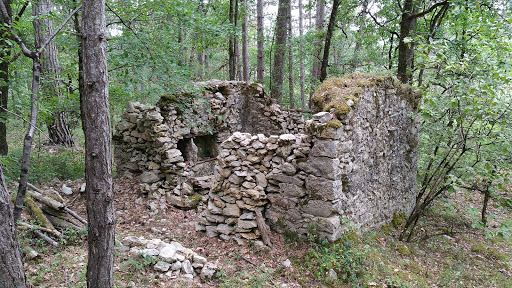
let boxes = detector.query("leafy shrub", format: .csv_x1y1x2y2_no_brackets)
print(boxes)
1,147,84,183
303,227,369,285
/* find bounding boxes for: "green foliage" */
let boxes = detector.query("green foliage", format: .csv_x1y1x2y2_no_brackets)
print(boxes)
121,254,158,273
1,146,84,183
303,227,368,285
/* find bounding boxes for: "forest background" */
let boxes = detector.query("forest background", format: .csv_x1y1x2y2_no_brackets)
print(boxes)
0,0,511,286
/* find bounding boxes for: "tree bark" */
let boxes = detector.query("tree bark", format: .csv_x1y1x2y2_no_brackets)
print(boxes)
242,0,249,81
0,163,26,288
298,0,305,108
13,58,40,224
309,0,324,108
228,0,237,80
270,0,290,102
81,0,115,286
33,0,74,147
256,0,264,83
319,0,340,82
287,1,294,108
0,0,11,155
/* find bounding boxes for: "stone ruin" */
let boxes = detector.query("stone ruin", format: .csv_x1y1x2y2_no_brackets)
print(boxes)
114,74,421,242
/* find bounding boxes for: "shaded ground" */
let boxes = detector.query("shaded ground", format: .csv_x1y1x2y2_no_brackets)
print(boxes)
19,175,512,288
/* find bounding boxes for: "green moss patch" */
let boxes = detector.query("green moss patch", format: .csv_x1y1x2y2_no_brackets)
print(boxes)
312,73,422,117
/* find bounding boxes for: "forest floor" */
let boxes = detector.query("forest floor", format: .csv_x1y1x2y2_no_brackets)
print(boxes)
17,173,512,288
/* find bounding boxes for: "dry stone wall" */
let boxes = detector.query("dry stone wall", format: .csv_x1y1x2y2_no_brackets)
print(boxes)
113,81,305,208
114,75,420,242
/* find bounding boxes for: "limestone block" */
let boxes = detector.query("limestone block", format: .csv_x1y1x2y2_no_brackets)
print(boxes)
140,171,160,183
279,183,306,198
312,112,333,123
310,140,339,158
281,162,296,175
297,157,340,180
216,224,234,235
301,200,334,217
314,215,342,234
305,175,342,201
223,203,241,217
255,172,267,188
268,173,303,186
154,261,171,272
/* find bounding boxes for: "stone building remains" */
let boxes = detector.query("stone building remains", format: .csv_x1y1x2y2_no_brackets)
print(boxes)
114,74,421,242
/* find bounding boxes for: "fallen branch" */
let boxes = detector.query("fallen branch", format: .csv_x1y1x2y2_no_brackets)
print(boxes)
27,189,64,211
64,207,87,225
255,208,273,248
18,221,62,239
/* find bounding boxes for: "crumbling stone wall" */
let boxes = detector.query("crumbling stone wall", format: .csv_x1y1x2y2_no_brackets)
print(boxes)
114,75,420,242
197,75,420,241
113,81,305,207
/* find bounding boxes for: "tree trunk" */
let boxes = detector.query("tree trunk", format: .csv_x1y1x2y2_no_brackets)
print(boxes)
256,0,264,83
298,0,305,108
319,0,340,82
352,0,367,70
0,0,11,155
33,0,74,147
287,1,294,108
242,0,249,81
228,0,237,80
309,0,324,108
0,164,26,288
13,58,40,224
270,0,290,102
397,0,415,83
81,0,115,286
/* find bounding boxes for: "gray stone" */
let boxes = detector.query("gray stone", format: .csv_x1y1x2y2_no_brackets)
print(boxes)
141,248,159,257
200,263,218,280
297,157,340,180
223,203,240,217
181,260,194,274
255,172,267,188
281,259,291,268
240,212,255,220
237,219,257,230
279,183,306,197
216,224,234,235
154,261,171,272
269,174,303,186
171,261,182,271
310,140,339,158
305,175,342,201
205,226,219,237
140,171,160,183
301,200,333,217
312,112,333,123
281,162,296,175
158,245,177,262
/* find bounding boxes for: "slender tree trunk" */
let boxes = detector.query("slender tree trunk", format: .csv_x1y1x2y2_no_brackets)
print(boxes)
0,164,26,288
81,0,115,286
228,0,236,80
33,0,74,147
298,0,305,108
397,0,414,83
0,0,11,155
319,0,340,82
234,0,242,81
287,1,294,108
13,58,40,223
270,0,290,102
352,0,367,70
309,0,324,108
256,0,264,83
242,0,249,81
178,24,184,67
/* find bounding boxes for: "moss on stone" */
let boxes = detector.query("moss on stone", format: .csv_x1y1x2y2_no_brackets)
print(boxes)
391,212,406,228
312,73,422,117
325,119,342,129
